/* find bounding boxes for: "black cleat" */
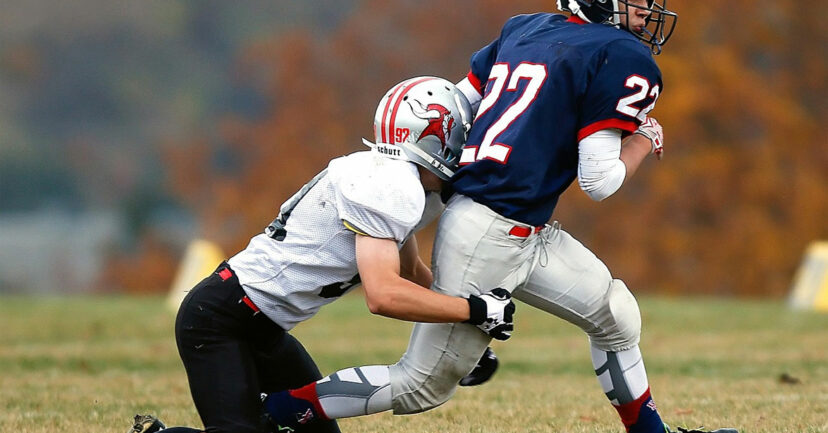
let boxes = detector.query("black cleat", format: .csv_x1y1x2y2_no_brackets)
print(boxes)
128,414,166,433
666,424,739,433
459,346,499,386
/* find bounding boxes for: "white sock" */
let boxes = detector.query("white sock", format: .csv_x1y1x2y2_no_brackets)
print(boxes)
590,344,649,405
315,365,392,418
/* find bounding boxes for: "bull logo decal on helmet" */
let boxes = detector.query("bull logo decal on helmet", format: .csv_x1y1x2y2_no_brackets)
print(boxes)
408,99,455,150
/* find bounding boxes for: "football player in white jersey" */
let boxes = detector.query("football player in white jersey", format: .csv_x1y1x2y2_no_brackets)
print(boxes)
127,77,516,433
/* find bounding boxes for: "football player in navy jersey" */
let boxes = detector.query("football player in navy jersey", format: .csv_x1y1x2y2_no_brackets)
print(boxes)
264,2,738,432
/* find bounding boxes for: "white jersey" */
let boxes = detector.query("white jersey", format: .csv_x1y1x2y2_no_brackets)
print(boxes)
228,151,442,330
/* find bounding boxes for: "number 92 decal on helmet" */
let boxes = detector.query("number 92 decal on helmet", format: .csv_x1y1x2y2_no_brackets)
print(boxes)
363,76,473,181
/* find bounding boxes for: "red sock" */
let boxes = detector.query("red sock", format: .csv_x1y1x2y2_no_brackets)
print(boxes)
288,382,330,420
613,388,663,433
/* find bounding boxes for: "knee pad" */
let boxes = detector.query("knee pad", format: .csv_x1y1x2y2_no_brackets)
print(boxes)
388,351,476,415
387,322,490,414
589,279,641,351
390,342,479,415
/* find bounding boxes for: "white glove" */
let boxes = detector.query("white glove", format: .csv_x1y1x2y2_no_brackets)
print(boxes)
635,117,664,160
465,288,515,341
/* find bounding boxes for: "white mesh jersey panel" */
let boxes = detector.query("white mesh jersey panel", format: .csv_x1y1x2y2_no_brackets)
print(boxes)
227,151,426,330
330,152,425,242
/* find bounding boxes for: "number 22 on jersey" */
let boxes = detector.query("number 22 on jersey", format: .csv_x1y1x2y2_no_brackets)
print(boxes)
460,63,547,165
459,65,661,166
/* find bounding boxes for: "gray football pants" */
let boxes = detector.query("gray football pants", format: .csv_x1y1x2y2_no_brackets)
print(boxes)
390,194,642,414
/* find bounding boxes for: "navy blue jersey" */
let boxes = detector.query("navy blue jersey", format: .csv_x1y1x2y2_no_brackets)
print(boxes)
452,13,662,226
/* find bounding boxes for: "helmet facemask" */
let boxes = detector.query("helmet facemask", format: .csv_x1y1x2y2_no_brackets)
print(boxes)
619,0,677,55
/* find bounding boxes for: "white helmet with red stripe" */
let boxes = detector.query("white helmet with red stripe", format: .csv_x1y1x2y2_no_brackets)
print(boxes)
363,76,473,180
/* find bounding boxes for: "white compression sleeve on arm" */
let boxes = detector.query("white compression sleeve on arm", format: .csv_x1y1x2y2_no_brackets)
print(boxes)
578,128,627,201
455,77,482,114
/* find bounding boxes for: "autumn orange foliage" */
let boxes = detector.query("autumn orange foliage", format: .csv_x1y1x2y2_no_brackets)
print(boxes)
158,0,825,297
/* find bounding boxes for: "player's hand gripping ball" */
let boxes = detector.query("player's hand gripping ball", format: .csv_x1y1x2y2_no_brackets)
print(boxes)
635,117,664,160
465,288,515,340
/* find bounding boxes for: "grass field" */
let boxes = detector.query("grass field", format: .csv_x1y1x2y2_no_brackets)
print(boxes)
1,293,826,433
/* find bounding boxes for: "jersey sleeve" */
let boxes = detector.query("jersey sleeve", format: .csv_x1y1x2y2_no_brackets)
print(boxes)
467,39,500,95
333,163,425,243
578,39,663,141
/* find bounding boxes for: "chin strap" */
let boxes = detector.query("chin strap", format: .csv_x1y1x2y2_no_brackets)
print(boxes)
397,140,455,180
362,139,409,161
363,138,456,180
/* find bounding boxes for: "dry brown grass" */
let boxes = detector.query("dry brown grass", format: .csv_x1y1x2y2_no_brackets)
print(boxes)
1,294,825,432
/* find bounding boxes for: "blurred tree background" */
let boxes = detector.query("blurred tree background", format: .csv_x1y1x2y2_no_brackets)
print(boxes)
0,0,824,297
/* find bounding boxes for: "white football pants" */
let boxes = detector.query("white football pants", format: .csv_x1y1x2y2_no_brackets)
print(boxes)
390,194,642,414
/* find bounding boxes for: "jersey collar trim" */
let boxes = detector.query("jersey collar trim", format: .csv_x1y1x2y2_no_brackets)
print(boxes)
567,16,588,25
